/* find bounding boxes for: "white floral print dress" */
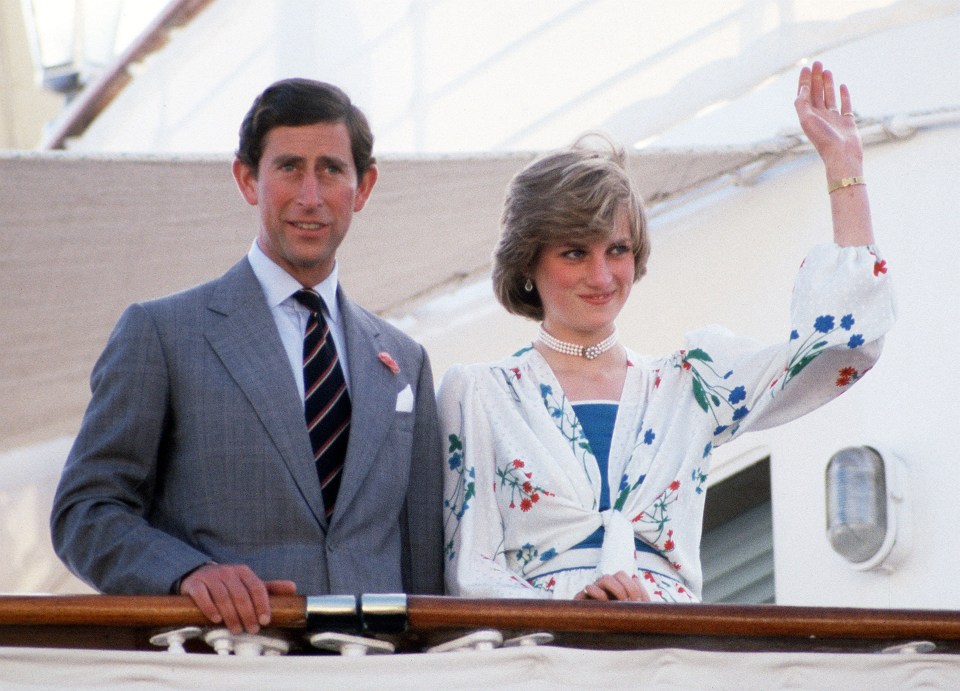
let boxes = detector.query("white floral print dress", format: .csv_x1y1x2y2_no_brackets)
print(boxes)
439,244,896,602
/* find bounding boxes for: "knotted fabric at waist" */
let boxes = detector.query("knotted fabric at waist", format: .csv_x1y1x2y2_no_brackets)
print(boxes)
506,509,668,580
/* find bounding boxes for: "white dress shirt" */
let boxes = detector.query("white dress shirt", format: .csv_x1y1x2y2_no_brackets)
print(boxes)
247,240,351,401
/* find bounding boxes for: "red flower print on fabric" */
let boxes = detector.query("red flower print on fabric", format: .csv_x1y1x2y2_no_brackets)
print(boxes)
641,570,695,603
497,459,553,512
632,482,681,548
836,366,861,387
663,530,676,552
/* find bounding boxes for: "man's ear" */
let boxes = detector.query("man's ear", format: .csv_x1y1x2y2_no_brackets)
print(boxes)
232,158,259,206
353,164,378,212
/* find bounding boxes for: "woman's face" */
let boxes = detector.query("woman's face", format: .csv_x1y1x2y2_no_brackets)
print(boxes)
532,207,635,341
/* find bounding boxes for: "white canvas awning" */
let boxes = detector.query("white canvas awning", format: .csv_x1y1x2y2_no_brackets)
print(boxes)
2,644,959,690
0,143,775,451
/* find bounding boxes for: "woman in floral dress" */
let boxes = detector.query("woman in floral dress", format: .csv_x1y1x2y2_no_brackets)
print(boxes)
438,63,896,602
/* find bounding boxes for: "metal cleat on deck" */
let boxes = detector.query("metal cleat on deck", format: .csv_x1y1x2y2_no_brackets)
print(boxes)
202,629,291,656
503,632,554,648
149,626,202,653
882,641,937,654
203,629,234,655
308,631,395,656
426,629,503,653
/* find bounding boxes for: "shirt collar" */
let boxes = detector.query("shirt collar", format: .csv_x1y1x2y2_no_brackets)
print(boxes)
247,240,341,324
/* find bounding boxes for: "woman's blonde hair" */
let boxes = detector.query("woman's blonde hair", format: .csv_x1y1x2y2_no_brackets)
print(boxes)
492,133,650,321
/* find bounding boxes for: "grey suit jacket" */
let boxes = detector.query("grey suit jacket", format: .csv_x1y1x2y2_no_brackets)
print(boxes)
51,258,444,596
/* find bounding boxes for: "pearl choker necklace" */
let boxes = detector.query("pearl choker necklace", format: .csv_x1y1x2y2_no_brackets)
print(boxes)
537,325,618,360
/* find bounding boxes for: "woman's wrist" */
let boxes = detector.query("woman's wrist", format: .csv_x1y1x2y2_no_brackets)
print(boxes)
822,153,863,181
827,175,866,194
824,158,865,194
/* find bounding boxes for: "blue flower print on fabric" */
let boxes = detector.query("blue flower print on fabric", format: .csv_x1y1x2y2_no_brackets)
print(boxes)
727,386,746,404
674,349,750,437
614,473,646,511
443,431,475,561
539,383,596,499
515,543,551,575
692,465,708,494
775,312,866,392
814,315,835,333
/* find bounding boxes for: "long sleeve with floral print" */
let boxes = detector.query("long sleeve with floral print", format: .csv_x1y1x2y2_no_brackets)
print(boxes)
438,244,895,602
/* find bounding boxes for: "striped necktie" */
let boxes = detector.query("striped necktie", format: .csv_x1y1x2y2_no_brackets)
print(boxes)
293,289,350,518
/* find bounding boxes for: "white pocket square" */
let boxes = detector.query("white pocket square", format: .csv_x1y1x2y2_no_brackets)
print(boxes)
395,384,414,412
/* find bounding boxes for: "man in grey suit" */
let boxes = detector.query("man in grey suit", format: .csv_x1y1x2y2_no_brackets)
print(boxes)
51,79,444,634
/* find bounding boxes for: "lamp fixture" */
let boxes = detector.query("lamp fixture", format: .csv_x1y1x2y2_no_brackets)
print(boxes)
19,0,154,98
825,445,910,572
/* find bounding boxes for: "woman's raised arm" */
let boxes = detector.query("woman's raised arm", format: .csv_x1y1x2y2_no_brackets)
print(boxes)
794,61,874,247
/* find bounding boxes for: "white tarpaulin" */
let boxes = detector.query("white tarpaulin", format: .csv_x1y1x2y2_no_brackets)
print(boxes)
1,644,959,690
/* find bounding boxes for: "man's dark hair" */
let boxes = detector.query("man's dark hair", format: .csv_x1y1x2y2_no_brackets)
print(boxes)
236,78,375,180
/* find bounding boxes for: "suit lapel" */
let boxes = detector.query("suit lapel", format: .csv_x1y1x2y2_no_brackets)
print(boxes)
333,293,398,518
203,260,326,526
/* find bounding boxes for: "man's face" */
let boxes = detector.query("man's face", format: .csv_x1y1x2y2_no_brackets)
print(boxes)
233,121,377,287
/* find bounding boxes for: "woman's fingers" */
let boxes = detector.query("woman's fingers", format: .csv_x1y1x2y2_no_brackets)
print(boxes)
612,571,650,602
809,62,823,109
581,582,611,601
798,61,848,114
822,67,838,112
578,571,650,602
839,83,854,116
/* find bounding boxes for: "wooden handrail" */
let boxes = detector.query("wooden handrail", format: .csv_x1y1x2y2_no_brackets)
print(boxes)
0,594,304,628
1,594,958,644
407,597,960,641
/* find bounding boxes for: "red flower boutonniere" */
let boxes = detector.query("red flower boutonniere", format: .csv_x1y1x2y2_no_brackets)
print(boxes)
378,351,400,374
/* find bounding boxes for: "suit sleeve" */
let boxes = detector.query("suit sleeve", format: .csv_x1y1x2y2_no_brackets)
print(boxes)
400,344,445,594
50,303,212,594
